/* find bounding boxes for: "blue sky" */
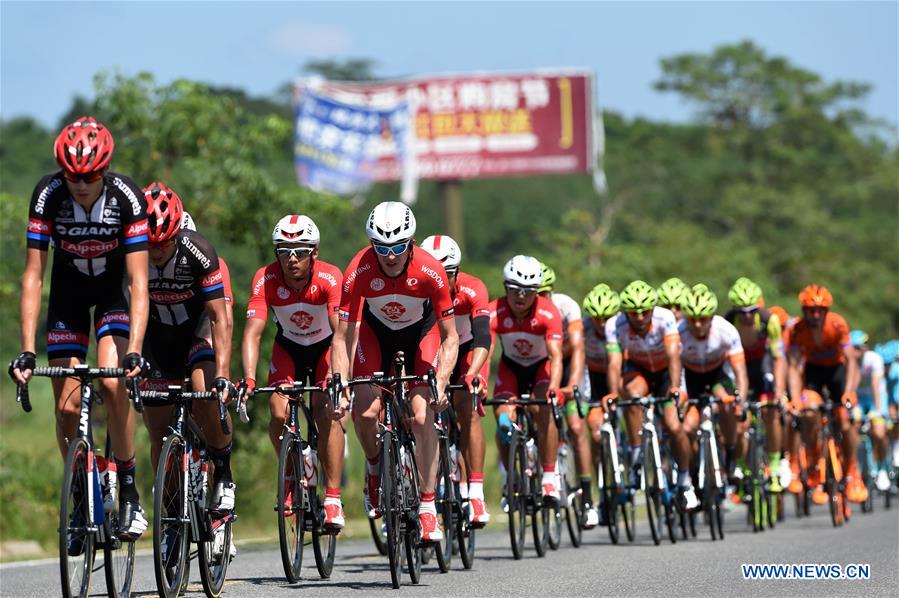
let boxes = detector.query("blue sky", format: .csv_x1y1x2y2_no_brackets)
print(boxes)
2,1,896,128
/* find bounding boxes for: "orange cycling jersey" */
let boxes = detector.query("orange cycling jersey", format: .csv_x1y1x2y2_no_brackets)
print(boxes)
784,311,850,367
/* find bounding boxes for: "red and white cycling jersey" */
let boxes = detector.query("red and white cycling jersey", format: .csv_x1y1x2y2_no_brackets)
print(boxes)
452,271,491,344
490,296,563,367
246,260,343,346
584,316,610,373
605,307,679,373
339,247,454,331
678,316,745,373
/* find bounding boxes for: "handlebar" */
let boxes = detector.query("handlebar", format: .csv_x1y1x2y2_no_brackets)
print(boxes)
141,385,229,434
14,364,144,414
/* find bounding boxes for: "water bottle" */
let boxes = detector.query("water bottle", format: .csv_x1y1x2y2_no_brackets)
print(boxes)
525,438,537,476
97,455,117,513
303,444,318,488
198,461,209,506
189,447,202,502
449,445,460,483
91,457,104,525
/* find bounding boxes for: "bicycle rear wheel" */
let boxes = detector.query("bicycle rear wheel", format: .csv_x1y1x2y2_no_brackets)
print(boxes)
152,434,190,598
506,433,527,560
561,449,583,548
59,437,95,598
311,490,337,579
381,438,403,589
277,434,305,582
199,513,232,598
703,440,723,541
531,466,549,557
368,516,388,555
456,494,476,570
434,437,454,573
102,513,135,598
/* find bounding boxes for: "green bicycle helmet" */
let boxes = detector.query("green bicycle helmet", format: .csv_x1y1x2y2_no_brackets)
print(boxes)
657,277,689,308
583,283,620,318
683,285,719,318
619,280,657,312
538,262,556,294
728,277,763,307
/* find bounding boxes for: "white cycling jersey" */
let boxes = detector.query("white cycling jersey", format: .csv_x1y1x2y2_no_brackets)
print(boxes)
550,292,582,345
605,307,679,372
678,315,744,373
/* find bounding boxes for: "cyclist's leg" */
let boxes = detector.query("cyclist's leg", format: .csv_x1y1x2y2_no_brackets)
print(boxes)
310,344,345,497
532,362,559,480
349,321,383,472
190,355,235,495
95,308,137,478
493,360,520,468
46,290,90,457
622,369,648,450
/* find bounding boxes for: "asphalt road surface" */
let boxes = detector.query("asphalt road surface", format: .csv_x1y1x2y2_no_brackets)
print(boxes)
2,502,897,597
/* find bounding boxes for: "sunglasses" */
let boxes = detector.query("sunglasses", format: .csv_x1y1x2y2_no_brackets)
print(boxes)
504,282,538,295
372,240,412,257
63,170,104,184
148,238,177,249
276,246,315,259
738,306,760,314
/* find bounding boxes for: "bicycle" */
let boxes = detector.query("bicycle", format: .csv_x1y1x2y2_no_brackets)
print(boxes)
588,397,636,545
13,364,142,598
742,397,781,532
141,384,234,598
341,352,438,589
613,395,678,546
551,387,585,549
682,393,726,541
247,378,340,582
482,391,556,560
799,392,852,528
433,379,478,572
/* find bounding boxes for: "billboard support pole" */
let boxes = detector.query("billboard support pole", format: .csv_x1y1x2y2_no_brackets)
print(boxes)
439,180,464,254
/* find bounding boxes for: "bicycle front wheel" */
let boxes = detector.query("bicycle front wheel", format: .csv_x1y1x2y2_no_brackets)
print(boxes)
311,491,337,579
103,513,135,598
277,433,305,582
456,492,476,569
381,438,403,588
199,513,232,598
152,434,190,598
506,433,527,560
434,436,454,573
59,437,95,598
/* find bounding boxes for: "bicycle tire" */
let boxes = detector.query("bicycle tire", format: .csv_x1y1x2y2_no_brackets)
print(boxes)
59,437,95,598
561,449,583,548
277,434,305,582
312,499,337,579
102,509,135,598
663,497,677,544
152,434,190,598
434,436,454,573
381,438,403,589
456,492,476,569
368,515,388,555
703,439,722,541
198,512,231,598
531,463,549,557
644,441,661,546
506,433,527,560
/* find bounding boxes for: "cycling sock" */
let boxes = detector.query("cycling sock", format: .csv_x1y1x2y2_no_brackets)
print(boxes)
208,443,233,482
677,469,691,488
579,476,593,505
115,457,139,503
324,488,341,505
468,473,483,499
419,492,436,514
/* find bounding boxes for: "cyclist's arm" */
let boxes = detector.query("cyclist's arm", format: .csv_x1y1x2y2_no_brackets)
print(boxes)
607,347,623,397
787,350,803,404
124,250,149,357
330,318,356,381
241,317,266,381
547,338,564,391
730,355,749,404
664,334,681,393
768,315,787,398
843,344,859,396
465,315,490,380
871,369,884,412
566,322,586,392
435,317,459,387
19,248,47,355
205,297,232,381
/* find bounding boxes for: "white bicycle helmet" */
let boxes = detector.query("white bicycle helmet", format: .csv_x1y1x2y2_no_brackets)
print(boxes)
272,214,320,245
181,211,197,232
503,255,543,287
366,201,416,244
419,235,461,270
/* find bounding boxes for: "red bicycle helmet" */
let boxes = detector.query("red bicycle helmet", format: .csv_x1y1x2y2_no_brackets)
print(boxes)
144,182,184,243
53,116,115,174
798,284,833,308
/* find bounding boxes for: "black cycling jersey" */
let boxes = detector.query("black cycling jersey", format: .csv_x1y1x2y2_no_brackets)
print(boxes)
148,229,225,328
27,171,148,278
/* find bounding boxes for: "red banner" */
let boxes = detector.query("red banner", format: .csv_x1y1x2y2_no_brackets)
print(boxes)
302,69,596,182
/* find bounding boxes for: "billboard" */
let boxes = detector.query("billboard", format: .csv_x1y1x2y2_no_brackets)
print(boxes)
296,69,601,185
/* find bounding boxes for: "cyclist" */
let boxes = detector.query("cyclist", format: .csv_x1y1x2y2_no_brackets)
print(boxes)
679,285,749,492
724,277,788,493
657,277,689,322
140,183,235,512
331,202,459,542
850,330,891,492
182,211,234,328
491,255,564,502
419,235,492,526
581,283,621,522
605,281,698,508
784,284,863,504
10,116,149,541
239,215,347,529
875,340,899,468
538,263,597,526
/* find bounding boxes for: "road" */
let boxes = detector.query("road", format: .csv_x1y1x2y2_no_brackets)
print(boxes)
2,502,897,597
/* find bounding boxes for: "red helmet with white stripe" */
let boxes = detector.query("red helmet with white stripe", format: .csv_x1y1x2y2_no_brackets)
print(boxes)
144,182,184,243
54,116,115,174
272,214,320,245
419,235,461,270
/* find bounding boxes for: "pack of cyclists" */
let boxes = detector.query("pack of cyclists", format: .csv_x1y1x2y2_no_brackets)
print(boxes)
9,116,899,594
